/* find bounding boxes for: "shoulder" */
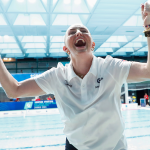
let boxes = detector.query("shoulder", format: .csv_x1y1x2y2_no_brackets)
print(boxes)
103,55,130,67
57,62,70,72
94,56,105,65
104,55,119,64
96,55,115,66
96,55,114,70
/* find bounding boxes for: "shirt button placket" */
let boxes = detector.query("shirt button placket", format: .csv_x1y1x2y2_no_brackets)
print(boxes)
81,80,87,102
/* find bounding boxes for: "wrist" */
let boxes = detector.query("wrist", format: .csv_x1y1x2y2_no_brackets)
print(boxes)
143,30,150,37
143,15,150,27
143,25,150,30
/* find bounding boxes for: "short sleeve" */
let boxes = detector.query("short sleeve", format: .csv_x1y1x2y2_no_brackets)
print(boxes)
105,55,132,85
34,68,56,94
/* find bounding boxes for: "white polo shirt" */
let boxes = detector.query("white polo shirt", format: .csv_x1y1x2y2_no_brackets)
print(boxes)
34,55,131,150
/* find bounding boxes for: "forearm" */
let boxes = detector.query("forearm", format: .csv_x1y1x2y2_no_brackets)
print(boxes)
143,13,150,70
147,37,150,70
143,2,150,70
0,57,18,98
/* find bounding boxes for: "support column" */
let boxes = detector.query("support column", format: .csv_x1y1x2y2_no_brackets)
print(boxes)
124,82,129,103
36,59,38,73
16,59,17,73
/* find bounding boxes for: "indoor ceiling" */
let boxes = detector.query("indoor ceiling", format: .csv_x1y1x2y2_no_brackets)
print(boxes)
0,0,148,59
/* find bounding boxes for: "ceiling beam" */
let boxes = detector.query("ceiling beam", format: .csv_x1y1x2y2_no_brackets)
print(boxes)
129,43,148,56
112,35,138,54
46,0,61,57
94,6,143,53
45,0,51,57
85,0,101,25
40,0,47,12
0,1,25,57
113,35,148,56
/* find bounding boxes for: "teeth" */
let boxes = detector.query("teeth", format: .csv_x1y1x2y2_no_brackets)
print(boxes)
81,39,85,43
75,39,85,44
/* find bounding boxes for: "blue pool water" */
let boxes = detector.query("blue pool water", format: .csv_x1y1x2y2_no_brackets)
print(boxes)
0,109,150,150
123,109,150,150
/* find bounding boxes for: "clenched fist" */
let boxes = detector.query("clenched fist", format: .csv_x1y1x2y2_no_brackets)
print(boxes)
141,1,150,27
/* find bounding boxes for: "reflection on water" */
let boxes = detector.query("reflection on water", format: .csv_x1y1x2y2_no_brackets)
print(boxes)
0,109,150,150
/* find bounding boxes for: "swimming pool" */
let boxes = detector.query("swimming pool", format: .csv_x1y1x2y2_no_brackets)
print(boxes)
123,109,150,150
0,109,150,150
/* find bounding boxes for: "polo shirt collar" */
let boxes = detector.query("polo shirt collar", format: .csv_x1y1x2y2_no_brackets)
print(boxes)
67,55,98,82
67,61,77,82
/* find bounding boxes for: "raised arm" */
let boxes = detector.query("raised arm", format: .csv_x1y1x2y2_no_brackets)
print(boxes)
127,3,150,82
0,57,46,98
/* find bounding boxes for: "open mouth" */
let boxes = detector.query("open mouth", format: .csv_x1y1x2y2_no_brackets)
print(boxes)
74,39,86,47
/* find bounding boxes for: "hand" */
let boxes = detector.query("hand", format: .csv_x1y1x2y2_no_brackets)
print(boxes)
141,2,150,26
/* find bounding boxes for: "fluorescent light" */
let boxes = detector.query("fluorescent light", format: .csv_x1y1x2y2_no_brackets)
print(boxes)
139,35,142,38
0,36,2,39
64,0,70,4
74,0,81,5
42,0,47,5
53,0,57,5
28,0,36,3
86,0,97,8
9,58,11,60
1,0,10,3
17,0,24,2
42,0,47,3
4,35,9,40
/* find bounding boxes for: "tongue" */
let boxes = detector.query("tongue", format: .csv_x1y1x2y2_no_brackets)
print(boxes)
75,40,85,47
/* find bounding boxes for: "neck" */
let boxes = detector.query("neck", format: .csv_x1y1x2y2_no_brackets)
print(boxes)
71,53,93,78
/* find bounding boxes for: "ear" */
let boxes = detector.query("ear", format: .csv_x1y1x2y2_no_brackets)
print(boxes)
63,46,68,52
92,42,95,47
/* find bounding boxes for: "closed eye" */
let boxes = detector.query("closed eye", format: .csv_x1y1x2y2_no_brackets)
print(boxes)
80,29,88,33
69,31,76,35
68,30,76,35
68,28,88,35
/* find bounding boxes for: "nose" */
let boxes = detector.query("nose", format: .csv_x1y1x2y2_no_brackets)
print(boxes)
76,29,82,36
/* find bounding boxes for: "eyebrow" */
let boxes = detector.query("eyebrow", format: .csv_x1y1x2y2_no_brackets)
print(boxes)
70,27,87,30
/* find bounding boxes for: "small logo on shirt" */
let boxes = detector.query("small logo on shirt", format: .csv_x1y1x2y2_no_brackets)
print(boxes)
97,78,103,83
65,80,72,87
95,86,99,88
95,78,103,88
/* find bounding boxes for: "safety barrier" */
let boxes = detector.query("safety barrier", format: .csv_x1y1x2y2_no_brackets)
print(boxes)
0,100,57,111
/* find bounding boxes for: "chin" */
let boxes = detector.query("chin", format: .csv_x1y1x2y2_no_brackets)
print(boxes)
74,46,88,52
78,49,87,53
74,48,87,53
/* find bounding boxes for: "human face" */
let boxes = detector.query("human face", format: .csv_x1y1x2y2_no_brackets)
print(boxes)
65,24,93,54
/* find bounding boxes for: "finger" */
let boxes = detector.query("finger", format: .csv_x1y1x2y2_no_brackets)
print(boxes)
143,2,149,16
141,3,144,13
141,4,146,20
141,4,146,17
143,11,148,16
